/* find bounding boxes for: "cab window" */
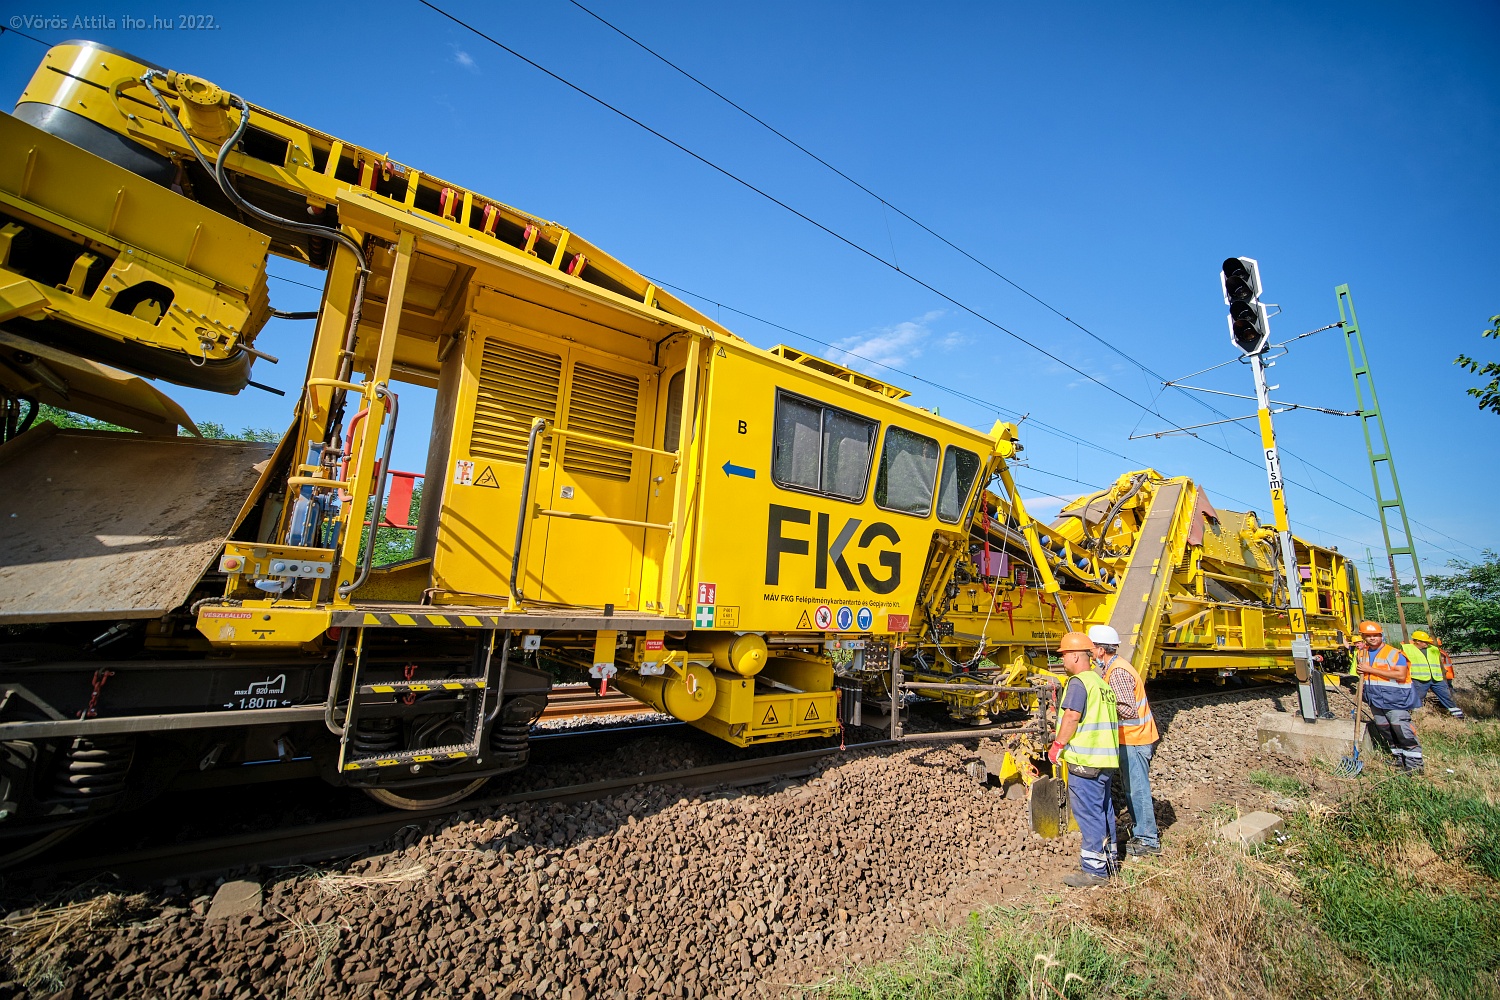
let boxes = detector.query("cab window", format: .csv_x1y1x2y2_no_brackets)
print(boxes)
771,391,877,501
874,426,939,516
936,445,981,523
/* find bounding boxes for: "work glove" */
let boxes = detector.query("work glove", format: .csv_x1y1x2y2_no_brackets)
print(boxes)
1047,741,1064,765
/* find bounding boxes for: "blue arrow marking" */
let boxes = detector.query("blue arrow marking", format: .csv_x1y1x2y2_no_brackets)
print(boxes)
722,460,757,480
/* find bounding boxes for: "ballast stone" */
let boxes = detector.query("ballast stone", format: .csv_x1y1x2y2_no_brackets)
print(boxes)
206,879,262,921
1256,711,1372,763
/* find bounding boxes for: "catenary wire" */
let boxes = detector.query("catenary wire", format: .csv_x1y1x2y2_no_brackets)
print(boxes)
4,15,1472,563
655,276,1465,563
556,0,1479,561
415,0,1474,566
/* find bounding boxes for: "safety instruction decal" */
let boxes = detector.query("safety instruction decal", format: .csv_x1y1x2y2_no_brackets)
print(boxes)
813,605,833,630
856,607,873,631
694,605,716,628
761,704,779,726
474,465,499,488
803,702,820,722
887,613,910,633
796,609,812,629
453,460,475,486
697,582,717,605
716,606,740,628
836,606,854,631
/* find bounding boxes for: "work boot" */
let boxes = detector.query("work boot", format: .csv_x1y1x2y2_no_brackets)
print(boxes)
1062,872,1110,888
1126,838,1161,857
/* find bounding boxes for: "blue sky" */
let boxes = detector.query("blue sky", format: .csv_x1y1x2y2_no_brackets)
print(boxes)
4,0,1496,584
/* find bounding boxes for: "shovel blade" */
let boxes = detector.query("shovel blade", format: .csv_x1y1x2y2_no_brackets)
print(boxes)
1029,774,1068,839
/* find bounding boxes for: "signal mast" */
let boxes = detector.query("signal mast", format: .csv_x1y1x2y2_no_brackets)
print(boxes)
1222,257,1332,722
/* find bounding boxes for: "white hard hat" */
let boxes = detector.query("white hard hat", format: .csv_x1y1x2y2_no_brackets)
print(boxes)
1087,625,1121,645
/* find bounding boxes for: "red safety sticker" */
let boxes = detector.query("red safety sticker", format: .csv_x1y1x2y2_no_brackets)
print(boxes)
645,639,664,650
201,610,253,619
696,583,717,605
887,613,910,633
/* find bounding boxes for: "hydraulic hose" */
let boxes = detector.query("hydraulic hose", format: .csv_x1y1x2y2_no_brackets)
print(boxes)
139,72,369,443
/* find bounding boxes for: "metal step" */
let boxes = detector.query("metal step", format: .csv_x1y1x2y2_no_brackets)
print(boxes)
341,742,478,772
358,677,486,695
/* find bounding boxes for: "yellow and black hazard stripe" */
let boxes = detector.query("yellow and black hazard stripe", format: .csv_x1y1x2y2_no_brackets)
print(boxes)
360,678,486,695
342,748,474,772
344,611,507,628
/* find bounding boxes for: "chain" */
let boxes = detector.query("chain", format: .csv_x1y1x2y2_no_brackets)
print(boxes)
78,668,115,719
402,663,418,706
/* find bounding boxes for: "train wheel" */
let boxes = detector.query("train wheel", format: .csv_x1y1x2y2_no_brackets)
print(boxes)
0,825,79,869
363,777,489,811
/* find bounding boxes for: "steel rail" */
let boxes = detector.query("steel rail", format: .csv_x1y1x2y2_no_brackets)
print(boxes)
10,743,890,884
9,682,1294,884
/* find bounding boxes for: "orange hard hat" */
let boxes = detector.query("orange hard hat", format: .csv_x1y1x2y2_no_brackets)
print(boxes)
1057,631,1094,653
1358,620,1384,637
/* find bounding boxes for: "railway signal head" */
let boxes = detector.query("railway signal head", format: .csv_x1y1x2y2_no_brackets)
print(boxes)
1221,256,1270,356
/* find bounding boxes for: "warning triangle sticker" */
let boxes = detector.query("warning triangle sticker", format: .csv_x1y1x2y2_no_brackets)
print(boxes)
716,346,727,357
803,702,820,722
761,705,779,726
796,609,812,629
474,466,499,488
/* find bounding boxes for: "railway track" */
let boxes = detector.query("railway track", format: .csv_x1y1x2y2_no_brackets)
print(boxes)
6,680,1294,886
9,743,889,886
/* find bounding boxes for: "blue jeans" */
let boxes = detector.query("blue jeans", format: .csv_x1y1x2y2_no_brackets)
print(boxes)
1412,679,1464,717
1117,742,1159,848
1066,767,1116,876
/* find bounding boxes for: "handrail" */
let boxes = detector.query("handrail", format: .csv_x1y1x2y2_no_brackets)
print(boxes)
323,626,354,736
506,418,680,610
547,423,680,462
507,418,549,610
340,384,397,598
535,509,672,531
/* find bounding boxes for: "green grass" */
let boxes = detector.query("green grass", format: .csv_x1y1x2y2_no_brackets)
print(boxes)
811,909,1154,1000
1421,721,1500,759
1249,769,1309,797
819,720,1500,1000
1292,772,1500,994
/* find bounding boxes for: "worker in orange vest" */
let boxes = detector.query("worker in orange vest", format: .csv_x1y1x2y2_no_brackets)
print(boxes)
1088,625,1160,857
1354,620,1424,772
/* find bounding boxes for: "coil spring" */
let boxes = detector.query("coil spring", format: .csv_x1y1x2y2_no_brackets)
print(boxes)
349,717,401,756
50,735,133,799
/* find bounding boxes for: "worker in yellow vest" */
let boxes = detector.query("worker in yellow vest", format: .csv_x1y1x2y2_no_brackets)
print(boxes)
1403,630,1465,719
1089,625,1160,857
1048,631,1120,887
1355,620,1424,772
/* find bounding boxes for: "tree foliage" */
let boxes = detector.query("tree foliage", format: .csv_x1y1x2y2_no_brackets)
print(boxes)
1454,314,1500,415
34,403,279,441
362,481,423,567
1427,550,1500,652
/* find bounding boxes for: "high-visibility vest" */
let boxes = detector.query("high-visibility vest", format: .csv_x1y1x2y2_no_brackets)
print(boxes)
1401,643,1442,682
1358,643,1411,690
1103,657,1158,746
1062,670,1120,769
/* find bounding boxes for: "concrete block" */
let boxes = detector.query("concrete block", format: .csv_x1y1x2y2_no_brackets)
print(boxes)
206,879,262,921
1217,811,1284,849
1257,712,1372,763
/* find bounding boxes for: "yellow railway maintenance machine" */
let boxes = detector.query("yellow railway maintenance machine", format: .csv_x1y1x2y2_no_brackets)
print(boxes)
0,42,1008,847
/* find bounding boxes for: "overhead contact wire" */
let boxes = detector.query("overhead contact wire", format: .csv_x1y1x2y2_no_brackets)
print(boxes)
559,0,1479,561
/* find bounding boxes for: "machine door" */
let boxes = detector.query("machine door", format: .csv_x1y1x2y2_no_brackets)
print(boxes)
539,353,655,608
434,323,655,610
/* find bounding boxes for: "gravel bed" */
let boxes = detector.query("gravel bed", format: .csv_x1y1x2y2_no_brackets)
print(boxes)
6,686,1343,999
